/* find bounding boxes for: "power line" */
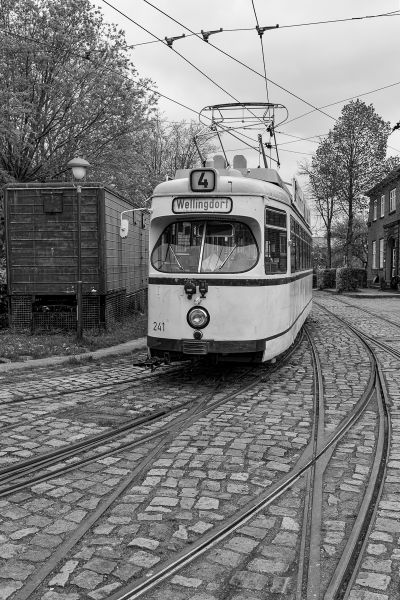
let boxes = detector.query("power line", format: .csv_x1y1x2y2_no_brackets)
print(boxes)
0,24,264,158
250,0,270,104
129,10,400,46
283,80,400,127
0,27,202,120
276,131,328,145
127,0,337,123
100,0,268,131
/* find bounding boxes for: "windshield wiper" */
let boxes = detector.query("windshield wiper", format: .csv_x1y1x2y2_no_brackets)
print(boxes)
216,245,237,271
166,245,184,270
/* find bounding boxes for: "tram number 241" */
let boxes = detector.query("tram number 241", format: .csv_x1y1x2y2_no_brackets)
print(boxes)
153,321,165,332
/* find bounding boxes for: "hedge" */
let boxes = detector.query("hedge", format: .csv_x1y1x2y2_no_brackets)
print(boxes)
316,268,336,289
336,268,367,293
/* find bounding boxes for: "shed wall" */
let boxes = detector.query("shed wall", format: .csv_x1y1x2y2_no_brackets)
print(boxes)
104,190,148,295
5,186,101,295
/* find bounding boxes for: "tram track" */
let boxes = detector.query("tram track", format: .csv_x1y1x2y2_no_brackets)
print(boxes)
299,305,391,600
0,361,188,407
0,337,303,499
101,318,388,600
7,311,394,600
14,334,307,600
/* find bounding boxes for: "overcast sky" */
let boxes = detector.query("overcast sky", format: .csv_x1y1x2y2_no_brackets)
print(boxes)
92,0,400,187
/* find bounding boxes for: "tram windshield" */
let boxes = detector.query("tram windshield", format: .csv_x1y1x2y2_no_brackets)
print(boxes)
151,220,259,273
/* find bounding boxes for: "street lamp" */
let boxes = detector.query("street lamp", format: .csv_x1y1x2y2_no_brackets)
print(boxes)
67,157,91,340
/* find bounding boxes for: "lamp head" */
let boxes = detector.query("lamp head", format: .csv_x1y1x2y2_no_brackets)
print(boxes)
67,157,91,180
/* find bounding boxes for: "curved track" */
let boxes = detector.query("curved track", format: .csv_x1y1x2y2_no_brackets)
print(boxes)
1,302,398,600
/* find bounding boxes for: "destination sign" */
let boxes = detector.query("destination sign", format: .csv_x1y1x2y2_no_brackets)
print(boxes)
172,197,232,214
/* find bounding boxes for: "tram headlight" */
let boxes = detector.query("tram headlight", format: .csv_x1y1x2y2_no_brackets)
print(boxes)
187,307,210,329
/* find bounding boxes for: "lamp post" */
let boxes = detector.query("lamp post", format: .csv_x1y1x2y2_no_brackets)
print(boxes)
67,157,91,340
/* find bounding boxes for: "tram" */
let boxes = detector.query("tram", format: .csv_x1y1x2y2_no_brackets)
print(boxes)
147,155,312,363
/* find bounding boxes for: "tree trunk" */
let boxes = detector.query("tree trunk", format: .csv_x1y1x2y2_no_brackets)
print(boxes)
326,229,332,268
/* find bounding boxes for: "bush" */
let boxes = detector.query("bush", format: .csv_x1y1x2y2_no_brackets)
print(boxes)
317,268,336,289
336,267,367,293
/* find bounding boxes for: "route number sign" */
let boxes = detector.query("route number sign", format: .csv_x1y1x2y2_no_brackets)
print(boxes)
190,169,216,192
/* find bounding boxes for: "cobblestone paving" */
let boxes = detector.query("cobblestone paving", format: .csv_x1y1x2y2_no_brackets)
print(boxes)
0,362,225,468
0,338,315,600
2,295,400,600
316,293,400,600
309,303,372,433
320,404,378,595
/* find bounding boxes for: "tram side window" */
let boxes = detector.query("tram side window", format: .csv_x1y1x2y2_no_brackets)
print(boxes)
290,216,312,272
265,208,287,274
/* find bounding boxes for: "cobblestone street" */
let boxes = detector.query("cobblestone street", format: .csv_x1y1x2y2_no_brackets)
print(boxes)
1,293,400,600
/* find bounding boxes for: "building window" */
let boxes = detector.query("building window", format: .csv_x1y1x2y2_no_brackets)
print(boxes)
390,189,396,213
379,238,384,269
373,199,377,220
380,195,385,218
372,241,377,269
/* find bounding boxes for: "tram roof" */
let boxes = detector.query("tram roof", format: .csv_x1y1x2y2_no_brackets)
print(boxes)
153,167,292,205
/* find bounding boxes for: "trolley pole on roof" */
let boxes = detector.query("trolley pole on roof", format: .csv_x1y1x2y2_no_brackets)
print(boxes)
67,157,91,340
258,134,268,168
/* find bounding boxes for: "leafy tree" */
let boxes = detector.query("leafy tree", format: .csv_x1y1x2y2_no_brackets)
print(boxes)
327,100,397,265
300,136,341,267
0,0,156,184
331,215,368,268
93,115,217,203
302,100,399,267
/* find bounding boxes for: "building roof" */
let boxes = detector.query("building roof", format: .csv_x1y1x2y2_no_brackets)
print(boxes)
365,165,400,197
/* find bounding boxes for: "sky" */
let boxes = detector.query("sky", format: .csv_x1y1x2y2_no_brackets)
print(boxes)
91,0,400,195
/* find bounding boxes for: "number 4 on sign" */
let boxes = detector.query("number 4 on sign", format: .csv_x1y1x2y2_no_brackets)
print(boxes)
198,172,208,188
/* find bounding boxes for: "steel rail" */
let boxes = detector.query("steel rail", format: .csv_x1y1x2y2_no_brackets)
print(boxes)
15,331,304,600
321,293,400,331
296,326,328,600
13,333,305,600
314,300,391,600
105,329,380,600
0,361,186,406
0,331,305,493
0,342,300,497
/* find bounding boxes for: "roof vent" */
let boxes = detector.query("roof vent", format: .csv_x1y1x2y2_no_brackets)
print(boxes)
233,155,247,170
213,154,227,169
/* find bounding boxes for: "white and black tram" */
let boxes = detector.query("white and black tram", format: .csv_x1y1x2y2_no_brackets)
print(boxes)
147,156,312,363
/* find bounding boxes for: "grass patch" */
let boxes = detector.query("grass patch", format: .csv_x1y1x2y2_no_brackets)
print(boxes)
0,311,147,362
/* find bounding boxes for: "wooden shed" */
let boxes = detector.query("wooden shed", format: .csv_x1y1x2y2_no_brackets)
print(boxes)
4,182,148,330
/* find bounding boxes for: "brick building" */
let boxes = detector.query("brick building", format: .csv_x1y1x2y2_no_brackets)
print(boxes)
366,165,400,287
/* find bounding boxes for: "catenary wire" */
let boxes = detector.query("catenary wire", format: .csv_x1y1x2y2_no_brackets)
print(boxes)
100,0,269,132
132,0,337,123
3,15,397,163
0,26,264,159
283,80,400,127
250,0,270,104
129,10,400,46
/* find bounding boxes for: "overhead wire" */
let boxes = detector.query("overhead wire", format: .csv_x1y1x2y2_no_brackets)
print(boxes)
3,7,398,165
283,80,400,127
129,10,400,46
250,0,270,103
0,28,206,121
134,0,337,123
101,0,283,166
0,24,262,158
100,0,268,136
